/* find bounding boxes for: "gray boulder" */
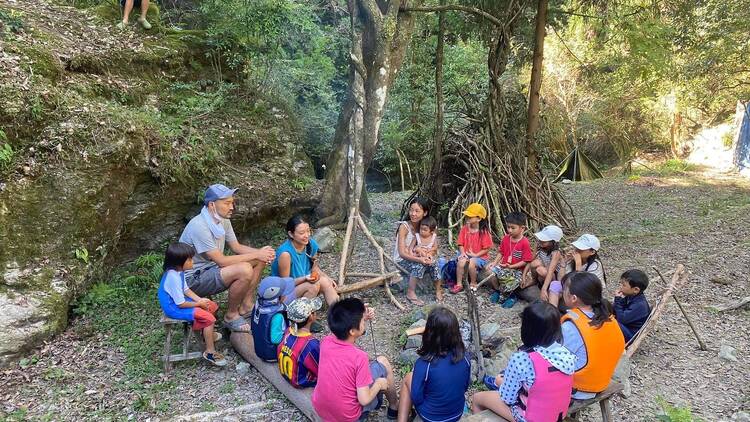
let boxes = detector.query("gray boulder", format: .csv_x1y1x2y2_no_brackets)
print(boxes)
312,227,337,253
480,322,501,342
405,335,422,350
399,348,420,366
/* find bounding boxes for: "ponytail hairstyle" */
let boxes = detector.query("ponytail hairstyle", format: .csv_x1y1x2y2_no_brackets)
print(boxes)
564,271,614,329
163,242,196,272
417,306,465,363
583,251,608,285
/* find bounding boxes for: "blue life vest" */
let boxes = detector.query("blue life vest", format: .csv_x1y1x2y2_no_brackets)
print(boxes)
251,299,287,361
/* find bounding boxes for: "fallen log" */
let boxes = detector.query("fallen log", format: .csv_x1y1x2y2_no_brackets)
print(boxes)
230,332,320,421
336,271,401,295
709,296,750,312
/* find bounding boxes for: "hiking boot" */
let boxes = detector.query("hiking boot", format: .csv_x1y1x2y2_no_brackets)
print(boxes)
310,320,325,333
203,351,227,367
489,291,502,304
137,17,152,29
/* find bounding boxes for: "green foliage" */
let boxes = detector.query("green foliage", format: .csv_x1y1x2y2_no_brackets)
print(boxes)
199,0,346,160
73,251,166,377
0,133,13,169
290,176,313,190
74,247,90,264
0,8,24,38
655,397,703,422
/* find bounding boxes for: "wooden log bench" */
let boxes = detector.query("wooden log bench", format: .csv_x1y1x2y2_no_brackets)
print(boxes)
462,382,624,422
161,314,203,373
231,331,321,421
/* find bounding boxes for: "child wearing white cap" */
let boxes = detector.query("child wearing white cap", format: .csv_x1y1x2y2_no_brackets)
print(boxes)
563,234,606,287
523,225,565,306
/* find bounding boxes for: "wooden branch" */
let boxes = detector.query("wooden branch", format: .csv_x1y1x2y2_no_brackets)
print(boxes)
354,213,408,275
346,272,383,278
653,267,707,351
384,278,406,310
338,207,358,286
336,271,401,295
709,296,750,312
400,4,504,27
230,332,320,421
626,264,687,357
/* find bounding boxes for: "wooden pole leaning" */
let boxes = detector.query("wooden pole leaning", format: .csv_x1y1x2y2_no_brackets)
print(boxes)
653,266,707,352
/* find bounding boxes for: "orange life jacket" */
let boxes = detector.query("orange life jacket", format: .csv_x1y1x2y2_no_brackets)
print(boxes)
561,308,624,393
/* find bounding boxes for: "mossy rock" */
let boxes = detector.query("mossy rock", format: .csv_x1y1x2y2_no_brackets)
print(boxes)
21,45,64,82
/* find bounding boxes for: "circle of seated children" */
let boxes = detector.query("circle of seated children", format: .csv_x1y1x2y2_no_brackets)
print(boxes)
393,197,443,305
270,215,340,307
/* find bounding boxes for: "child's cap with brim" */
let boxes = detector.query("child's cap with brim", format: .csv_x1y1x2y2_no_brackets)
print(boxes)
463,203,487,219
534,225,564,242
571,234,600,251
287,296,324,323
257,276,295,300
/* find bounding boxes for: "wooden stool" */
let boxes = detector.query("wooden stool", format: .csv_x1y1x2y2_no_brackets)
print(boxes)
161,315,203,373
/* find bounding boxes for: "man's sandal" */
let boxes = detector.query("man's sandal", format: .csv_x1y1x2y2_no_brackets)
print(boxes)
224,316,251,333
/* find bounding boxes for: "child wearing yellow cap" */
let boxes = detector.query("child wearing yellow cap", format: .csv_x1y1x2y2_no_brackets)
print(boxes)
451,203,494,293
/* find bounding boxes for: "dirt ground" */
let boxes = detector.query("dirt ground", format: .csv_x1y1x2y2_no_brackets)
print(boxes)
3,170,749,421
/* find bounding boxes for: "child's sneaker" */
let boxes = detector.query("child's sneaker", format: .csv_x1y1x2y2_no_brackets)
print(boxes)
489,291,502,304
137,17,152,29
116,21,127,30
203,351,227,367
501,295,517,309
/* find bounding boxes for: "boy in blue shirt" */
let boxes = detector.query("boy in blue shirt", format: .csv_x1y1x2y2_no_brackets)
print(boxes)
614,269,651,342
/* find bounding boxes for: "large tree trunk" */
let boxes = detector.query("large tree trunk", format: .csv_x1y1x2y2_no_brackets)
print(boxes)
526,0,548,175
422,0,446,207
316,0,419,225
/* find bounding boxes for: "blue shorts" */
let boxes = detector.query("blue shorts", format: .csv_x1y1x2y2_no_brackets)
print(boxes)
456,253,487,269
358,361,387,420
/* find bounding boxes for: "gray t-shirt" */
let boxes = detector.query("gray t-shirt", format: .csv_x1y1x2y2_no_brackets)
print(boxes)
179,213,237,275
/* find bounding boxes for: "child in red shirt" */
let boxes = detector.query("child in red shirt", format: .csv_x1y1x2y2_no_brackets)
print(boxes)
452,203,494,293
488,212,533,306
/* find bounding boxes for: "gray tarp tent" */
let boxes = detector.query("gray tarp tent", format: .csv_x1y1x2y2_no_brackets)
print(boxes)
733,101,750,171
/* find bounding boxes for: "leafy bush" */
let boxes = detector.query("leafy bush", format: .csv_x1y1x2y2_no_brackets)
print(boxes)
655,397,703,422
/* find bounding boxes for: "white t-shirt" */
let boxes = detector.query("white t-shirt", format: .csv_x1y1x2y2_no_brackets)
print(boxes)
163,269,188,305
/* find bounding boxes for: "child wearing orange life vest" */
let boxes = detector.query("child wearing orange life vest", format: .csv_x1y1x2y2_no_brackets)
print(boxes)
471,301,575,422
561,271,625,399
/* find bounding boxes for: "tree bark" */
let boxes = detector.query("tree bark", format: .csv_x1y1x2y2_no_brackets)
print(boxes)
526,0,548,174
425,0,446,205
316,0,419,225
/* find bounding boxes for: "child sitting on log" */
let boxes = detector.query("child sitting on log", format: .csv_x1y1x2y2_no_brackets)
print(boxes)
251,276,295,362
525,225,564,306
561,272,625,399
157,242,226,366
613,269,651,342
397,306,470,422
472,300,575,421
278,296,323,388
312,298,399,421
487,212,534,307
405,216,443,305
451,203,494,293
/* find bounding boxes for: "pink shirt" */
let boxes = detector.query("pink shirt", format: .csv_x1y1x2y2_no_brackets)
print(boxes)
457,224,493,259
312,335,372,421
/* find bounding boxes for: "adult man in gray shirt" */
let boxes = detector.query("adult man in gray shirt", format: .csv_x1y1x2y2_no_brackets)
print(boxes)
179,184,275,332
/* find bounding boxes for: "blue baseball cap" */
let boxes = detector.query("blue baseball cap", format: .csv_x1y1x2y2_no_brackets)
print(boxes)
204,183,238,204
257,276,295,301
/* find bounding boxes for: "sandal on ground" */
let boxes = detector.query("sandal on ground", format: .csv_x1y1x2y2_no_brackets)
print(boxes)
224,316,251,333
213,332,222,342
203,351,227,367
449,284,464,294
386,407,398,420
406,295,425,306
